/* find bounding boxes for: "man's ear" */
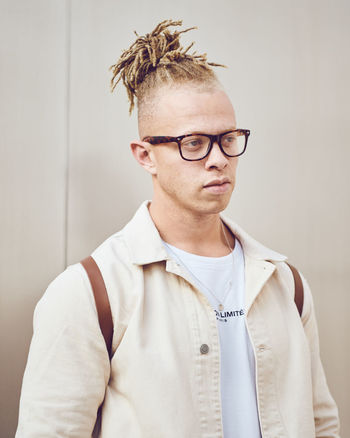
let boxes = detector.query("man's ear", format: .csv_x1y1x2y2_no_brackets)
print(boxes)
130,140,157,175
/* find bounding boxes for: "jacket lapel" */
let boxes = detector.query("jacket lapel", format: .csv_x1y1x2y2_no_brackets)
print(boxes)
220,215,287,314
244,254,277,314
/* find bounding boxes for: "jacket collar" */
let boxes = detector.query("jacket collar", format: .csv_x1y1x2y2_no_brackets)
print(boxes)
220,215,287,262
122,201,287,265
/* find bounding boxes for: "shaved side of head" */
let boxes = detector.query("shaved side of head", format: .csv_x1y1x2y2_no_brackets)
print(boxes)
137,80,224,139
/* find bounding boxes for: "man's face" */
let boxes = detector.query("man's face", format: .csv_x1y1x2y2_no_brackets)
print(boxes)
140,85,239,217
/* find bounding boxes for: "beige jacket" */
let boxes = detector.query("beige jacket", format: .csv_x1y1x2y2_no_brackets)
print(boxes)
16,201,340,437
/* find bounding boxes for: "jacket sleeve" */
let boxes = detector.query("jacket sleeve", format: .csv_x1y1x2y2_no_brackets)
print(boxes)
16,263,111,438
300,272,341,437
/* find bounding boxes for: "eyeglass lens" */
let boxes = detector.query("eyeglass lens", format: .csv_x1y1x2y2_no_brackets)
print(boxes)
180,131,245,160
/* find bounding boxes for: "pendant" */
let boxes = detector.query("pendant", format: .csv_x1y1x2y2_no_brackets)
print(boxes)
218,303,224,311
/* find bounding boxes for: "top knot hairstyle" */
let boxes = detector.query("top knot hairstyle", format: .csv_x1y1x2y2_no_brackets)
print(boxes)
109,19,225,114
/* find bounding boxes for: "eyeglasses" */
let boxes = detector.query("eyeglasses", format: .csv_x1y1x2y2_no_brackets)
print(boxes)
142,129,250,161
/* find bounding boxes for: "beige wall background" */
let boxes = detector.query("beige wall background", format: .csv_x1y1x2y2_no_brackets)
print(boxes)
1,0,349,436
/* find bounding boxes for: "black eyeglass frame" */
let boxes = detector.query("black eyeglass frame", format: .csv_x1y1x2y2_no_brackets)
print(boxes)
142,129,251,161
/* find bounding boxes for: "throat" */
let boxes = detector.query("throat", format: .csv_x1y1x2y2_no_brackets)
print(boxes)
149,202,235,257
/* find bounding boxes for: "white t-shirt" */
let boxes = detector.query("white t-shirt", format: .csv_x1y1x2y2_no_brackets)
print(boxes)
163,239,261,438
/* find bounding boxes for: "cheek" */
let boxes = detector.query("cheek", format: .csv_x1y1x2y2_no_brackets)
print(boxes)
154,154,200,196
228,158,238,178
157,163,196,194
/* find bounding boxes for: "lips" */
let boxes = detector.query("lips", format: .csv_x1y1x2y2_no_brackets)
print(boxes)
203,178,231,194
203,178,230,188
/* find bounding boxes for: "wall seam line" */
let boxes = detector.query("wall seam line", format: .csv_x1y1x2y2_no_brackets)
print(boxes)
64,0,72,269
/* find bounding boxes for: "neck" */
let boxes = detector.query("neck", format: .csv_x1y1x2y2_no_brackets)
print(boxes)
149,198,235,257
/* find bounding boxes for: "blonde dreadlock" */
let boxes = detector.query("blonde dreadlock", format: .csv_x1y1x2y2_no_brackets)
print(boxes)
110,19,225,114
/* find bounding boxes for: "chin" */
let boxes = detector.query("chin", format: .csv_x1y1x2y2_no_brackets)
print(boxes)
208,202,229,215
194,197,231,216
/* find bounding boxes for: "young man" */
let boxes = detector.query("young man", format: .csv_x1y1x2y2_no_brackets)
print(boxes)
16,20,339,437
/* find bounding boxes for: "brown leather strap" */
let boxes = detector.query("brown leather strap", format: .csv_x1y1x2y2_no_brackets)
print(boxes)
286,262,304,317
81,256,113,358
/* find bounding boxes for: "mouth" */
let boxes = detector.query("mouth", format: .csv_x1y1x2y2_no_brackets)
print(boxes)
203,178,231,194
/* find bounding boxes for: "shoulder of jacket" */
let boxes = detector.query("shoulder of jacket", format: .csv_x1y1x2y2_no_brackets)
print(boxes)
271,260,315,320
36,263,96,315
91,231,132,265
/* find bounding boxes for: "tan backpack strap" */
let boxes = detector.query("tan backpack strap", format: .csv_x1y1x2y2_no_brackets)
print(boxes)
286,262,304,317
81,256,113,358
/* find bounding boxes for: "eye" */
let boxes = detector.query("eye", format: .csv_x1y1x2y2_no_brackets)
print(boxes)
222,133,237,143
181,136,206,149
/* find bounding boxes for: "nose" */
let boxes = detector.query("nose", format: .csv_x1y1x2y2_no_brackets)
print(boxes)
204,140,229,170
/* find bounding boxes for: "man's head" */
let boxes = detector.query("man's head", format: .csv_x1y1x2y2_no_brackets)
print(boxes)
131,84,239,216
110,20,246,217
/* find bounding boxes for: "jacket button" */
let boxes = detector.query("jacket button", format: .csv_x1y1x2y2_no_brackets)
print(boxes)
200,344,209,354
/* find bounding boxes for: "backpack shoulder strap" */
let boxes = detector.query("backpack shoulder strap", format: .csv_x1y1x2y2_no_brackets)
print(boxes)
81,256,113,358
285,262,304,317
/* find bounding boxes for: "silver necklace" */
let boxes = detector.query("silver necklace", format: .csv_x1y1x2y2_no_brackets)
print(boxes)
164,221,235,311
